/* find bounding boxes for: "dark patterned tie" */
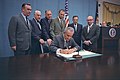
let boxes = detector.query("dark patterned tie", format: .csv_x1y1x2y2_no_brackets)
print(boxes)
26,16,31,30
74,24,77,32
26,16,28,25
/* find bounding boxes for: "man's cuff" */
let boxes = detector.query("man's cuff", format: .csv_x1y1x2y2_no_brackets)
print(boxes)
56,49,62,54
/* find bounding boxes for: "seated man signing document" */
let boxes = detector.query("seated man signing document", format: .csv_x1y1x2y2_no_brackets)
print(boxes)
50,27,80,54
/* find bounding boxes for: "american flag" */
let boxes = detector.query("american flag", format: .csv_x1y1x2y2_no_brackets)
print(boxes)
65,0,69,27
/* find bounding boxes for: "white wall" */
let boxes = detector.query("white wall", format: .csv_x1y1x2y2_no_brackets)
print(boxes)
97,0,120,25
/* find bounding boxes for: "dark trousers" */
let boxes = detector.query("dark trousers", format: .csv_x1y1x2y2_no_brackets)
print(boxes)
14,48,31,56
83,44,97,52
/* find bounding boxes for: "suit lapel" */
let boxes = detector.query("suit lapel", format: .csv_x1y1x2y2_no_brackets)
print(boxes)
44,18,50,30
56,18,63,30
86,26,89,34
33,18,41,30
19,14,31,30
72,23,75,30
60,34,65,48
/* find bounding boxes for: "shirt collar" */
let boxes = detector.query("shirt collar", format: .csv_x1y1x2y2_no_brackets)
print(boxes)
34,18,40,23
74,23,77,26
58,16,64,22
21,13,27,21
88,23,93,27
58,17,61,22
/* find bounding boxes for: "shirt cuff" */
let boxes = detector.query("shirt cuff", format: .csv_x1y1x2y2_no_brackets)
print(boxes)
56,48,62,54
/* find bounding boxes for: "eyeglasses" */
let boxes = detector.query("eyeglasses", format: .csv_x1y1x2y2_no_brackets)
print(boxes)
87,19,93,21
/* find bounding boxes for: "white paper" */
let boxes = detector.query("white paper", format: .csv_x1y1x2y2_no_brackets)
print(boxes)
56,52,79,58
79,50,96,56
56,50,97,58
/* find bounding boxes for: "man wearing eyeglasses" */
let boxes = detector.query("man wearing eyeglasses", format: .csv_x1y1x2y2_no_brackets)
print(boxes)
82,16,100,52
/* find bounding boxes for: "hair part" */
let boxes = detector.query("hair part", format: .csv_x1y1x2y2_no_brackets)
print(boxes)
22,3,31,9
64,27,74,33
45,10,52,14
72,15,79,19
58,9,65,13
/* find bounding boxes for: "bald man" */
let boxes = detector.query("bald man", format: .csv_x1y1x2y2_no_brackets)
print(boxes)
30,10,49,54
82,16,100,52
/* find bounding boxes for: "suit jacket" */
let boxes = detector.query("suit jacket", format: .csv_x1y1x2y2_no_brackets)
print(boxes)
50,34,80,53
8,14,31,51
30,18,48,54
41,17,52,39
68,23,82,46
82,24,100,52
50,17,66,37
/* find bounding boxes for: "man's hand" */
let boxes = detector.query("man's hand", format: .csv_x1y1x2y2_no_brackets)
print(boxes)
84,40,92,46
60,48,77,54
39,39,45,44
11,46,16,51
68,48,77,54
88,40,92,44
47,39,52,45
60,49,69,54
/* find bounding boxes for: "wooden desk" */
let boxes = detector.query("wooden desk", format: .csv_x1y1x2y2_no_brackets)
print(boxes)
0,53,120,80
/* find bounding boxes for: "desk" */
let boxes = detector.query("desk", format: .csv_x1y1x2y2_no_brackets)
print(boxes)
0,53,120,80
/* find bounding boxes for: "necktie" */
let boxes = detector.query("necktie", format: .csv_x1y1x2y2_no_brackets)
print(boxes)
37,21,41,29
48,20,51,24
64,40,67,49
74,24,77,31
26,16,28,25
64,40,68,49
26,16,31,30
60,19,64,30
60,19,63,26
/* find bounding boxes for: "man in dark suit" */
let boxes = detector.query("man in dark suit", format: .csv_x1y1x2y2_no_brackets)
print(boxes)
30,10,49,54
50,9,66,37
82,16,100,52
50,27,80,54
8,3,32,56
68,16,82,47
41,10,52,45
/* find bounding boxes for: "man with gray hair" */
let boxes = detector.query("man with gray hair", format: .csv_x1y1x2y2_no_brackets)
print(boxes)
50,27,80,54
30,10,49,54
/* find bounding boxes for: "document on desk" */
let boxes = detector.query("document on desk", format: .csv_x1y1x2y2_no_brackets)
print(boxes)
79,50,96,56
56,50,102,59
79,50,102,59
56,52,78,58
